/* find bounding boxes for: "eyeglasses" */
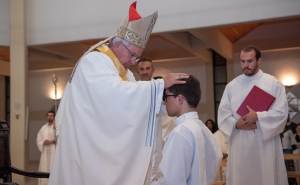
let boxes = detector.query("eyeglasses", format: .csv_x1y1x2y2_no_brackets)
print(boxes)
163,93,179,102
122,43,137,60
163,93,187,102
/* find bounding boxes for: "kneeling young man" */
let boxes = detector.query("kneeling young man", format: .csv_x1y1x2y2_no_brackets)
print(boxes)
152,75,222,185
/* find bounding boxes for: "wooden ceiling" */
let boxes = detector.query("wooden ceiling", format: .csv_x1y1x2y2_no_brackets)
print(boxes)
0,47,9,61
218,23,261,43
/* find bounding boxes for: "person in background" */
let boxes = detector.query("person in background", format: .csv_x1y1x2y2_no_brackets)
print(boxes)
205,119,218,133
282,114,297,150
49,2,189,185
291,124,300,172
152,75,222,185
137,57,155,81
287,114,297,135
36,111,56,185
282,114,295,151
282,114,297,177
218,45,288,185
205,119,228,159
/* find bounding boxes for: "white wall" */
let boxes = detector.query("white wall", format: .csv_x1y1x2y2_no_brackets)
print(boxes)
1,0,300,46
0,0,9,46
29,68,72,161
28,58,213,160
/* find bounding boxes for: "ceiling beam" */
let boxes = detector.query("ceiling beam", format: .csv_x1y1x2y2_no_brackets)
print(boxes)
189,29,233,60
31,43,87,60
29,48,70,61
153,56,199,63
28,48,77,66
233,37,300,53
160,32,212,62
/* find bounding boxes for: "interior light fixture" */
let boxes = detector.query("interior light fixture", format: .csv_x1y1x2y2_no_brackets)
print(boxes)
282,76,296,88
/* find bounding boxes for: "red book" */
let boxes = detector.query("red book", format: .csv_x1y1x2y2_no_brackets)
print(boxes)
236,85,276,116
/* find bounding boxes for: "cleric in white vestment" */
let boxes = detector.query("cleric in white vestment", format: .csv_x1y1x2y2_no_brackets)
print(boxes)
36,111,56,185
218,45,288,185
48,2,188,185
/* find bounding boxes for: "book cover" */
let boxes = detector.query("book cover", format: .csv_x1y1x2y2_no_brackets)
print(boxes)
236,85,276,117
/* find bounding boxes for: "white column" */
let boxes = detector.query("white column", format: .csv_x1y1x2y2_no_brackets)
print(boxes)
9,0,28,184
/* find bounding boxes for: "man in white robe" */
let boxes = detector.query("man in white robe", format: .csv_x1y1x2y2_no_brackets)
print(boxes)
36,111,56,185
152,75,222,185
218,45,288,185
49,2,188,185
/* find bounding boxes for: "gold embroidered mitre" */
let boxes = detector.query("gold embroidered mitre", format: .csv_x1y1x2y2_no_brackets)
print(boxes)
115,1,158,49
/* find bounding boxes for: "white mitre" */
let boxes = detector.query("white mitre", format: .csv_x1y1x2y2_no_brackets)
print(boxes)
115,1,158,49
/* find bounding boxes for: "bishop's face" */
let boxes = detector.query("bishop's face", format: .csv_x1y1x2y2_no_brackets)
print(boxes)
240,50,261,76
116,42,143,69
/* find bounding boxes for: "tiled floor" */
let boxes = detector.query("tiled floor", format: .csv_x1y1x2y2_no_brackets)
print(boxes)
25,161,40,185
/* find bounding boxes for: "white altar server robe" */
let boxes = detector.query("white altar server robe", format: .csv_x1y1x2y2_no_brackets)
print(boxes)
152,112,222,185
218,70,288,185
36,123,56,185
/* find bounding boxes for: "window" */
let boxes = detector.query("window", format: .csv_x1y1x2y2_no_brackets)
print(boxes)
212,51,227,124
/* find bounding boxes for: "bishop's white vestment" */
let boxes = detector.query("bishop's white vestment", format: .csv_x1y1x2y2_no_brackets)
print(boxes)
144,104,175,184
218,70,288,185
49,46,164,185
36,123,56,185
152,112,222,185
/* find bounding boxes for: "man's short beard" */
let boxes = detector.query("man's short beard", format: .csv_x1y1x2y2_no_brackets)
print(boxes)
243,69,255,76
48,119,54,123
243,63,258,76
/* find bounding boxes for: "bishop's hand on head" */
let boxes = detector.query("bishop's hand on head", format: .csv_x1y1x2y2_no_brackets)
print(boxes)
163,73,189,89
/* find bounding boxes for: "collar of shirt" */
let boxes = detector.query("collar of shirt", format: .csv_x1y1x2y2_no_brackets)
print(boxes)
242,69,263,81
174,111,199,127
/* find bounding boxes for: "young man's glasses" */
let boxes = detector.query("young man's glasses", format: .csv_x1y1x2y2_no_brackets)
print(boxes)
122,43,137,60
163,93,179,102
163,93,187,102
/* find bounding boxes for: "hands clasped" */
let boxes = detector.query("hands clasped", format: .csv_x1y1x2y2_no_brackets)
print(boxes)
236,105,258,130
43,139,56,145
